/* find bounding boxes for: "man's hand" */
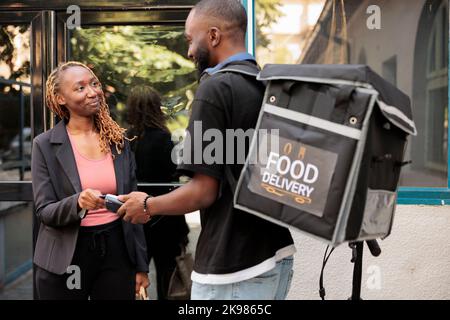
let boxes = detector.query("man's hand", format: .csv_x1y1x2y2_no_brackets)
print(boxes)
135,272,150,297
117,191,149,224
116,173,219,222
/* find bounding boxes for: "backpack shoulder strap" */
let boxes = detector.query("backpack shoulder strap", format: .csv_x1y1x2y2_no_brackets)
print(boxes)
212,61,260,78
215,66,259,78
225,166,237,195
217,63,260,194
210,62,261,194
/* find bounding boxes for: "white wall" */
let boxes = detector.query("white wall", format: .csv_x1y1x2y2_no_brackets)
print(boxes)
287,205,450,300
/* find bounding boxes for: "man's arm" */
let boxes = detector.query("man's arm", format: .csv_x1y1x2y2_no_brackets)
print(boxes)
117,173,219,224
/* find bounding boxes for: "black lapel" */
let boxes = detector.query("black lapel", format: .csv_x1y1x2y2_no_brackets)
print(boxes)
52,121,82,193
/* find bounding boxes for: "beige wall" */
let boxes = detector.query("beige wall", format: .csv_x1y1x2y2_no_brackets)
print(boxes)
287,205,450,300
185,205,450,300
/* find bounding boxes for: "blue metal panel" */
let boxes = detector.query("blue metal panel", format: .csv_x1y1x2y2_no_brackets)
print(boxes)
398,187,450,205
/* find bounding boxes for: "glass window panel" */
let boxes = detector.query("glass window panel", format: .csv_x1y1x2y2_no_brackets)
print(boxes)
68,25,196,184
0,25,31,182
256,0,449,187
69,25,196,135
382,55,397,86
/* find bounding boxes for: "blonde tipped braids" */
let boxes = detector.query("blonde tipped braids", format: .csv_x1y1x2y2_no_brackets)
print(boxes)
45,61,127,156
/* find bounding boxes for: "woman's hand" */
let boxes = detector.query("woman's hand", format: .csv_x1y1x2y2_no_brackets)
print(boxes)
77,188,105,210
135,272,150,296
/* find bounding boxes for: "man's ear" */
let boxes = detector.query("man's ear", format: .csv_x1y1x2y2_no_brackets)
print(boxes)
209,27,221,47
56,94,65,106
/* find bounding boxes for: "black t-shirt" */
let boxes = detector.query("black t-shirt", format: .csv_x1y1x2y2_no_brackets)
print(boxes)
178,60,294,275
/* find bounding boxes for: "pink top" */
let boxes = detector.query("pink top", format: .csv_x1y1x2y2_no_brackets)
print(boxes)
67,130,120,227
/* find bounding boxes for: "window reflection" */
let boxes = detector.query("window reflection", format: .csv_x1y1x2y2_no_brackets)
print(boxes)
256,0,448,187
0,25,31,182
69,25,196,135
69,25,197,184
256,0,326,65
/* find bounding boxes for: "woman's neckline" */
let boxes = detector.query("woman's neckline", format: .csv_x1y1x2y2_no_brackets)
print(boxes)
66,127,109,162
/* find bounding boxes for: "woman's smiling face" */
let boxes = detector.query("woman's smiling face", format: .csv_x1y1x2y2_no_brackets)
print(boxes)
56,66,103,118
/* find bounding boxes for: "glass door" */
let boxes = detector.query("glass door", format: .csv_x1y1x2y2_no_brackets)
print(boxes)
56,8,197,193
0,11,45,297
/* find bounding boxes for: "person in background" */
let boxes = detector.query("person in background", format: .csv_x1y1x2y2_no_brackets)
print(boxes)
32,61,149,300
127,85,189,300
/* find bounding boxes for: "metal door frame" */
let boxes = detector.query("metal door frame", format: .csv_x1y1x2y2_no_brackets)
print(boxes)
0,10,46,291
0,10,48,201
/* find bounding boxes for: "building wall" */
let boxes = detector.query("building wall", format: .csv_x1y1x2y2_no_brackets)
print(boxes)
347,0,424,95
257,1,450,299
287,205,450,300
346,0,447,187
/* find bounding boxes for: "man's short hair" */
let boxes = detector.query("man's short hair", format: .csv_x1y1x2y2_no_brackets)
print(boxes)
193,0,247,39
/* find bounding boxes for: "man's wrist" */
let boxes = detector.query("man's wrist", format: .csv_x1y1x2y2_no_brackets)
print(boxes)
143,195,153,220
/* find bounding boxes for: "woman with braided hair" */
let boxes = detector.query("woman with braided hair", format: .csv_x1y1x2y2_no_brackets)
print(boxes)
32,61,149,299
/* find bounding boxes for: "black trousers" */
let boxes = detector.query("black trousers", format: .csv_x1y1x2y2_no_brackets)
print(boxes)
35,219,135,300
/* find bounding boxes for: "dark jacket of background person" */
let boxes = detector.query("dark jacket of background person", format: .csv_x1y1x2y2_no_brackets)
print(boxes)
32,120,149,275
127,86,189,300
